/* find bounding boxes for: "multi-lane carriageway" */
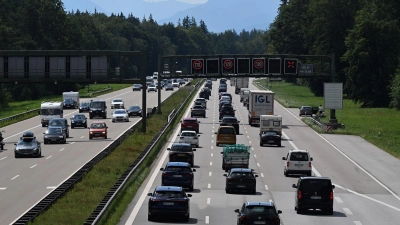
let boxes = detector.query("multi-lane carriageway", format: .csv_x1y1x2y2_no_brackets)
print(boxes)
119,79,400,225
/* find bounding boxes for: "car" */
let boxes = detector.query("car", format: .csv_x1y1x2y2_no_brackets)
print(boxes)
132,84,142,91
205,80,212,89
219,86,227,93
88,121,108,139
172,81,180,87
70,113,88,128
219,101,232,110
234,201,282,225
178,130,200,147
147,186,192,222
202,87,211,95
260,130,281,147
110,98,124,109
160,162,196,191
220,96,232,104
191,105,206,118
48,118,69,138
180,118,200,133
224,168,258,194
282,149,313,176
194,98,207,108
199,89,210,100
215,126,236,146
89,100,107,119
63,98,78,109
14,131,42,158
43,127,66,144
165,84,174,91
220,78,227,84
293,177,335,215
220,116,240,134
148,84,157,92
219,105,236,119
112,109,130,122
167,143,196,166
178,79,185,85
299,106,312,116
79,102,90,113
220,92,232,100
152,72,158,79
127,106,142,117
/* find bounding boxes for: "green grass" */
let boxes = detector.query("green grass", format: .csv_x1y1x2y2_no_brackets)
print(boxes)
0,83,131,128
253,79,400,159
29,79,202,225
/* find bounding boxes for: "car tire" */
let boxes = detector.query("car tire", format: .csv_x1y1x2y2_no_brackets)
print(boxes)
79,110,82,113
252,188,256,194
0,145,3,150
184,214,189,222
71,126,74,129
67,132,69,138
296,207,302,214
15,153,19,158
42,124,45,127
284,170,288,177
307,171,312,176
148,214,153,221
105,135,107,139
89,137,92,140
189,184,194,192
278,142,281,147
38,151,42,158
64,139,67,144
225,188,230,194
259,142,263,147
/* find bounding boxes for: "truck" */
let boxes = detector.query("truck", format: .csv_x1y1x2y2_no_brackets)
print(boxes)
62,91,80,109
220,144,250,172
240,87,250,103
260,115,282,136
40,102,63,127
248,90,275,126
235,77,249,94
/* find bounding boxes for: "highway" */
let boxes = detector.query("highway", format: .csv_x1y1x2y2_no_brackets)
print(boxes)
119,79,400,225
0,85,180,225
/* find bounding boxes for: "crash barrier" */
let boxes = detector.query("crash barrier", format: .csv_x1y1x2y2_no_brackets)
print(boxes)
12,80,202,225
89,87,113,97
0,109,40,125
310,116,323,128
168,109,176,123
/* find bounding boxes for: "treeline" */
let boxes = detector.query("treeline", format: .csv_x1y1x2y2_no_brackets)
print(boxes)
0,0,267,107
268,0,400,108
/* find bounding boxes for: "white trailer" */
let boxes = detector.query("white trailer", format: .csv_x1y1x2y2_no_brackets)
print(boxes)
62,91,80,107
235,77,249,94
40,102,63,127
248,90,275,126
260,115,282,136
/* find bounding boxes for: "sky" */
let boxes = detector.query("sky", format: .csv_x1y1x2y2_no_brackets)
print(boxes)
145,0,208,3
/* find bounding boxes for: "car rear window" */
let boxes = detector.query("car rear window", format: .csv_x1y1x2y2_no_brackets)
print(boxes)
183,120,197,124
231,172,254,178
290,152,309,161
182,132,196,137
171,145,192,152
154,191,183,198
300,179,332,193
222,118,237,123
245,206,277,215
166,166,191,172
219,127,235,134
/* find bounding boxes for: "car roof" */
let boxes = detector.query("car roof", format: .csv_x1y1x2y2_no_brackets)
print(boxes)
172,142,191,147
92,121,106,124
245,201,275,207
91,100,105,102
219,126,235,129
50,118,65,121
166,162,191,167
230,168,253,173
113,98,122,100
299,176,332,181
181,130,196,133
155,186,183,192
73,113,86,116
289,149,309,153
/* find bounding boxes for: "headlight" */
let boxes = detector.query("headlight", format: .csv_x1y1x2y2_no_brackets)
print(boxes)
59,136,64,138
71,121,75,123
90,110,93,112
90,132,93,134
101,111,104,112
33,148,38,151
102,131,106,134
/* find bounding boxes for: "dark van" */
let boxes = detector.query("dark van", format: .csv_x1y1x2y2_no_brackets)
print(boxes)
89,100,107,119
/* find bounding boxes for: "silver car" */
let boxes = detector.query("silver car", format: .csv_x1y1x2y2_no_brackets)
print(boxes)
112,109,130,122
299,106,312,116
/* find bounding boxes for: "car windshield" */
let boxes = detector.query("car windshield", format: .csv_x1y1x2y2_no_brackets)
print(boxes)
50,120,65,126
134,84,140,87
64,99,74,103
222,107,234,111
218,128,235,134
154,191,183,198
183,120,197,124
114,110,126,114
129,106,140,111
230,172,254,178
91,123,106,128
149,85,155,87
300,180,332,193
181,132,196,137
73,115,85,120
90,102,105,108
47,128,63,134
245,206,277,215
171,145,192,152
113,99,122,102
290,152,309,161
81,103,89,107
166,166,191,172
193,106,203,109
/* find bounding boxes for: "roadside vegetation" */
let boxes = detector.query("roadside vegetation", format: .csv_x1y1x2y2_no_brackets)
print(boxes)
29,79,202,225
254,79,400,159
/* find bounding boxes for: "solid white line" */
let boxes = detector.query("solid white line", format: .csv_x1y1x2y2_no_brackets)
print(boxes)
260,173,264,177
70,142,75,144
46,156,52,159
208,183,211,189
209,172,212,176
207,198,211,204
205,216,209,224
46,186,57,189
11,175,19,180
0,187,7,190
335,197,343,203
30,164,37,169
210,162,212,166
0,156,7,160
257,163,260,167
265,185,269,190
80,136,84,138
343,208,353,215
59,148,65,151
354,221,362,225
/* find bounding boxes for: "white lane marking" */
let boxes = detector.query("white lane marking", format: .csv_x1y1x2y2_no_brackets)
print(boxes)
269,199,273,203
257,163,260,167
70,142,75,144
207,198,211,204
208,183,211,189
46,156,52,159
281,131,299,149
30,164,37,169
81,136,84,138
0,156,7,160
251,147,254,151
211,140,214,143
265,185,269,190
247,135,250,139
211,153,213,157
46,186,57,189
343,208,353,215
335,197,343,203
260,173,264,177
254,154,257,158
59,148,65,152
212,135,214,138
205,216,209,224
210,162,212,166
245,131,248,134
0,187,6,190
354,222,362,225
209,172,212,176
11,175,19,180
335,184,400,212
249,141,251,144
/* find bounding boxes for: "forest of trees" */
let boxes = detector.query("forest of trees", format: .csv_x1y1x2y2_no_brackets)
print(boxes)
0,0,399,109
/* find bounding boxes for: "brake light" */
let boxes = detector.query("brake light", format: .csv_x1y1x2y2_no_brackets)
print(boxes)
188,152,193,155
240,215,251,221
183,173,192,177
309,162,312,168
330,191,333,200
298,191,302,199
162,172,172,177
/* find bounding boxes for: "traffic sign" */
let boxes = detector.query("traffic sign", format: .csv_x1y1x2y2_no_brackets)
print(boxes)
299,64,314,75
222,58,235,75
237,58,250,74
191,59,204,75
252,58,265,74
284,58,298,74
268,58,281,74
206,58,219,74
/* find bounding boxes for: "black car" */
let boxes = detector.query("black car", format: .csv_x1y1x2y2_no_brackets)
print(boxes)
165,84,174,91
219,85,227,93
48,118,70,138
147,186,192,222
219,106,235,119
167,143,196,166
293,177,335,215
219,100,232,110
205,81,212,89
43,127,66,144
224,168,258,194
220,78,227,84
127,106,142,117
178,79,185,85
202,87,211,96
63,98,78,109
234,201,282,225
160,162,196,191
89,100,107,119
79,102,90,113
14,132,42,158
191,105,206,118
199,89,210,100
220,116,240,134
132,84,142,91
260,130,281,147
70,113,88,128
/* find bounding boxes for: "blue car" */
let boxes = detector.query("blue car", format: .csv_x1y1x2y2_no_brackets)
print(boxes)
160,162,196,191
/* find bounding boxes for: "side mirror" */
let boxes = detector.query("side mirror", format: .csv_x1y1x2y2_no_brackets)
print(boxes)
223,174,227,177
282,157,286,160
14,143,17,146
277,210,282,214
192,149,196,151
43,132,46,134
238,121,240,123
255,175,258,177
310,157,313,161
147,193,153,196
106,127,108,128
292,184,297,188
160,168,164,171
332,185,335,189
214,132,217,134
234,209,240,213
167,148,171,151
220,152,223,154
192,169,196,172
187,194,192,197
197,135,200,137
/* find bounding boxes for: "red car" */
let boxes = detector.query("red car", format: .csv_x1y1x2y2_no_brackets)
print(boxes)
88,121,108,139
180,118,200,133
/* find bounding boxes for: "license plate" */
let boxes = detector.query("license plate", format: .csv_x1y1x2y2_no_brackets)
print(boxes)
227,123,233,125
294,164,303,167
178,154,186,156
187,126,192,128
311,196,321,199
163,202,174,205
237,185,245,188
173,175,182,177
254,222,266,224
267,140,275,143
95,134,101,136
76,123,81,125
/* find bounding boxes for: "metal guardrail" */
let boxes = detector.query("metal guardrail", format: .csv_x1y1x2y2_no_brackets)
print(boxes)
0,109,40,124
89,87,113,97
168,109,176,123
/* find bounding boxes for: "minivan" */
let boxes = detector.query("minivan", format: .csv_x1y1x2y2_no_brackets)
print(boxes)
215,126,236,146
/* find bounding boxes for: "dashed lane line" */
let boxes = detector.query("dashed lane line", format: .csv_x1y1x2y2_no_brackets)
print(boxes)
30,164,37,169
343,208,353,215
11,175,19,180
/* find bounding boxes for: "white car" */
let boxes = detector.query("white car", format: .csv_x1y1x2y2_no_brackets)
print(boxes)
112,109,129,122
148,84,157,92
111,98,124,109
282,149,313,177
178,130,200,147
172,81,180,87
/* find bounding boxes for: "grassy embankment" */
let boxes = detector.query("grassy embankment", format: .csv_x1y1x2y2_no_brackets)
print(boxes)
29,79,202,225
0,84,131,128
253,79,400,159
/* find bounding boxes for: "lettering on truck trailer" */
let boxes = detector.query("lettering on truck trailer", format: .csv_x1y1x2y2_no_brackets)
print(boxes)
255,95,271,103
